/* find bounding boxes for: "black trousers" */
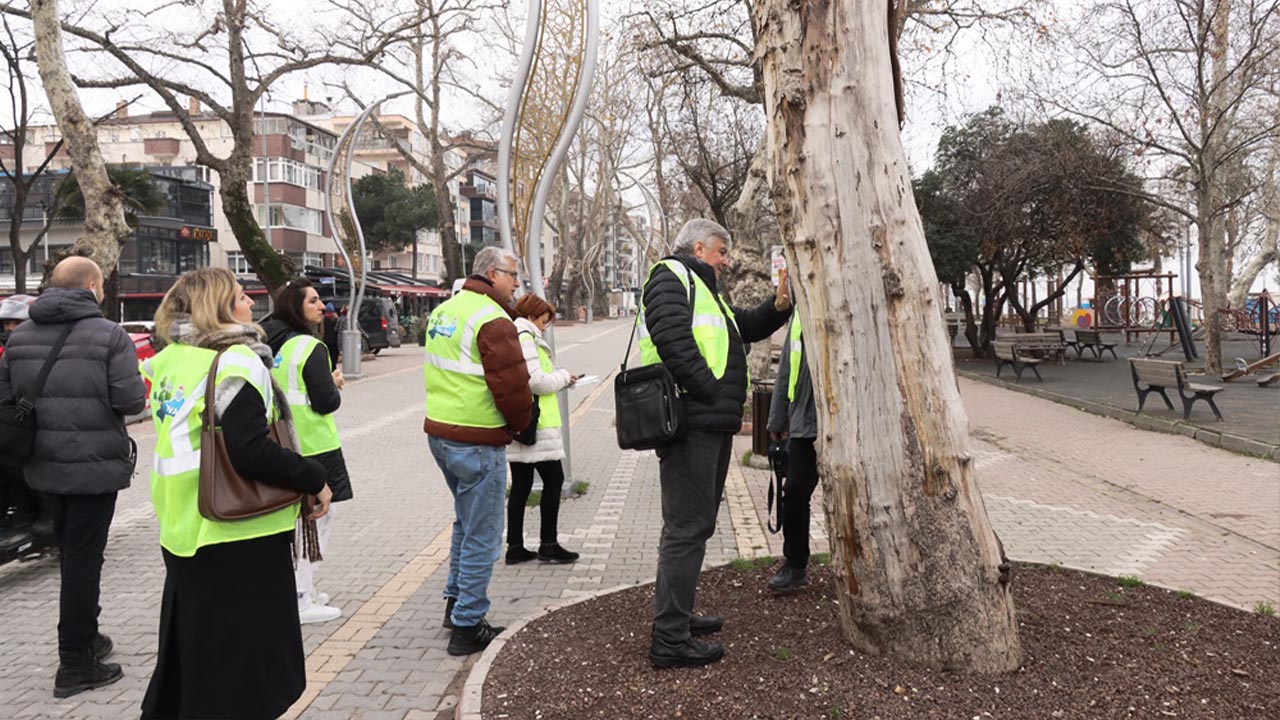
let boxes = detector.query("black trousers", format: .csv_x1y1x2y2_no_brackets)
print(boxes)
782,437,820,568
653,431,733,643
44,491,117,652
508,461,565,546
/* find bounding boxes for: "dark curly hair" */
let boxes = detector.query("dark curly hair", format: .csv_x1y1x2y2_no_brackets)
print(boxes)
271,276,319,335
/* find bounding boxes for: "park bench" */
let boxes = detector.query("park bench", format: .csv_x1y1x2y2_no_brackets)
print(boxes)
1129,358,1224,421
1073,329,1119,359
1012,333,1068,365
994,341,1044,382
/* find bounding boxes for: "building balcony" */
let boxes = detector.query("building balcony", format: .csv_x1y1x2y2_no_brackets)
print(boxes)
460,183,496,200
144,137,181,156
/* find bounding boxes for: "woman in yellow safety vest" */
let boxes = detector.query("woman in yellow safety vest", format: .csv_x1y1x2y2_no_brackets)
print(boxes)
140,268,330,720
504,294,580,565
262,277,350,625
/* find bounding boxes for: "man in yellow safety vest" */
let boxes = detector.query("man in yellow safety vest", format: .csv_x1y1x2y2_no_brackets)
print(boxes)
638,219,792,668
423,246,532,657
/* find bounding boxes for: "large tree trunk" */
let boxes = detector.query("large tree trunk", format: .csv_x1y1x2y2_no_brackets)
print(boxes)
30,0,130,277
756,0,1021,672
7,196,29,294
725,140,780,381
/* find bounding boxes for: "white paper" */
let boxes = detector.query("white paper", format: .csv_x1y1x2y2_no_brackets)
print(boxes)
571,374,600,388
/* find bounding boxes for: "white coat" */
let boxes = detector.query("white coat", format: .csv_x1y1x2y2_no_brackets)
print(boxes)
506,317,572,464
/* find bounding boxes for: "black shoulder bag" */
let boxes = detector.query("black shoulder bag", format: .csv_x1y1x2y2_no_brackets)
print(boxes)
513,330,541,446
614,264,695,451
0,321,78,467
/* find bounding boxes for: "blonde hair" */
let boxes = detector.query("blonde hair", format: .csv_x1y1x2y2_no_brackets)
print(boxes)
155,267,251,341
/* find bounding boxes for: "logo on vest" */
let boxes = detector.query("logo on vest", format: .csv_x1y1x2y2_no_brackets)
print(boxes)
428,316,458,339
152,380,187,423
273,353,284,369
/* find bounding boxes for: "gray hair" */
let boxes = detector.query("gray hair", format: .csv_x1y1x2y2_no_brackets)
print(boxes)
671,219,732,255
472,246,520,277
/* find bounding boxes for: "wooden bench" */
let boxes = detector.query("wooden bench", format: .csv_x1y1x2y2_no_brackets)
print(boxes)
994,341,1044,381
1012,333,1068,365
1129,358,1225,420
1073,329,1119,359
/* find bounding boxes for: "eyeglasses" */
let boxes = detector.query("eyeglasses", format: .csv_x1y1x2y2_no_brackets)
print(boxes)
495,268,519,279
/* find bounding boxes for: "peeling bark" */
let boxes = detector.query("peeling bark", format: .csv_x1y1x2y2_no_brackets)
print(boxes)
756,0,1021,671
29,0,130,279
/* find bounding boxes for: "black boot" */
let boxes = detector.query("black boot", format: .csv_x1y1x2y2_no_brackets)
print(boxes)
92,633,114,661
447,617,506,656
442,596,457,629
54,647,123,698
537,543,579,564
767,564,808,594
649,635,725,669
689,615,723,637
505,546,536,565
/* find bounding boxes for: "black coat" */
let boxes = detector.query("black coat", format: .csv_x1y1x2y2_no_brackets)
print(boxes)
642,254,791,433
262,319,352,502
0,288,146,494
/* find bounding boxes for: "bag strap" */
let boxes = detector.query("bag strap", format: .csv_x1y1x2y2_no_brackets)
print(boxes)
201,349,228,432
621,261,696,373
18,321,78,415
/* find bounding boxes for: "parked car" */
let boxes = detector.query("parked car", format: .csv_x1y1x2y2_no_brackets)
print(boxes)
121,321,157,402
332,298,401,354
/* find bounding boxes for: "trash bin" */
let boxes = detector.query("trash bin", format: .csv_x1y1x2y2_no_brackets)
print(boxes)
751,380,774,457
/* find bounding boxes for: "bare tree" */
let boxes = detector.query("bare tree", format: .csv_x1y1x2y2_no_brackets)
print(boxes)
756,0,1021,671
2,0,418,291
27,0,130,281
1228,138,1280,307
1025,0,1280,373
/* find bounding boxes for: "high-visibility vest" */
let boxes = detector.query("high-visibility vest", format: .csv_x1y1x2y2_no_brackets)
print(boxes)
519,331,562,430
140,343,299,558
637,259,743,388
423,290,510,428
787,313,803,402
272,334,340,456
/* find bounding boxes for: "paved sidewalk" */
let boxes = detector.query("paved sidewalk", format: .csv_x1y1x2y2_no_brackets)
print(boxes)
2,334,1274,718
737,376,1279,611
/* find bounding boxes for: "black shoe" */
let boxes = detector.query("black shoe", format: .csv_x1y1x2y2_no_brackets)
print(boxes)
537,543,579,564
447,617,506,656
689,615,723,637
505,546,537,565
54,647,123,699
649,636,725,669
92,633,113,662
442,596,457,629
767,565,808,594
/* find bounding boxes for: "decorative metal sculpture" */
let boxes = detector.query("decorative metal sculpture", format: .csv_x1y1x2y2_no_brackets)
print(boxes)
324,92,410,378
497,0,600,492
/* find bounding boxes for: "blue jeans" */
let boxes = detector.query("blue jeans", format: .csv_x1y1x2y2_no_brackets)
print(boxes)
429,435,506,627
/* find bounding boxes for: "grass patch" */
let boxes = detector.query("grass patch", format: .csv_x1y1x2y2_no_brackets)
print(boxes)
774,646,794,661
1254,600,1276,617
729,556,776,572
741,450,753,466
1177,590,1197,600
525,490,542,507
812,552,832,566
828,706,843,718
1116,575,1146,588
572,481,589,496
1104,590,1126,603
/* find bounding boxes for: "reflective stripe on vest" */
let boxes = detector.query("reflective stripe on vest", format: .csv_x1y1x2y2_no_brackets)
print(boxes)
787,312,803,402
423,290,510,428
638,259,742,386
520,332,563,430
142,343,298,558
272,334,341,457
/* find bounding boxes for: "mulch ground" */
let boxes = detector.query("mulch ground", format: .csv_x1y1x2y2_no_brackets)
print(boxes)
482,560,1279,719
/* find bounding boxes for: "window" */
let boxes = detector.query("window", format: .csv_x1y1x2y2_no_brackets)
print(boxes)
255,203,323,234
252,158,322,190
226,252,254,276
303,252,323,269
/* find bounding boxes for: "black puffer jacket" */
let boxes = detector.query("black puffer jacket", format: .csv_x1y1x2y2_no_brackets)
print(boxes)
262,318,352,502
0,288,146,494
642,254,791,433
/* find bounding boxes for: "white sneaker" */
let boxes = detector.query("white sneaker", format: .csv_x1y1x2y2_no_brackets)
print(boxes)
299,603,342,625
311,590,330,606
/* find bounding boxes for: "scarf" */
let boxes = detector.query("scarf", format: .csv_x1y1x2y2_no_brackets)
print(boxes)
166,315,322,562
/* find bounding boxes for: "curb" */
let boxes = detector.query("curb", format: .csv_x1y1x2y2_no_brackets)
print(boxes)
455,582,642,720
957,370,1280,462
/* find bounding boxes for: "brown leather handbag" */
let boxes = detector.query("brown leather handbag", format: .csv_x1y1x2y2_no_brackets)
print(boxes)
197,349,304,521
